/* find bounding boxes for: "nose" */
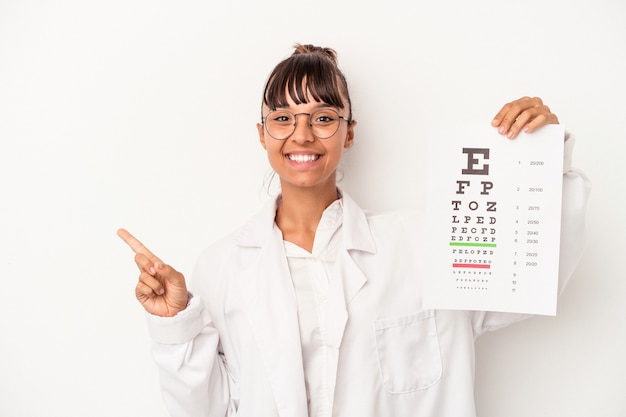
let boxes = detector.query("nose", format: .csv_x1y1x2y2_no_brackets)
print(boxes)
290,113,315,143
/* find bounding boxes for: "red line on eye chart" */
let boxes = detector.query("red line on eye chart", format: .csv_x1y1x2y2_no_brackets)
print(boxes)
452,263,491,269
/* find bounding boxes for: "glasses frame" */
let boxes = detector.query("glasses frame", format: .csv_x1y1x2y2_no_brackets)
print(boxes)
261,108,351,140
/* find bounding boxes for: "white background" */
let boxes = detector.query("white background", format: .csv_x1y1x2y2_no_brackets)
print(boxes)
1,1,624,416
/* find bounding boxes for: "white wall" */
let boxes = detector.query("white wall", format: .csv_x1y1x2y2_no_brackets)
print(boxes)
1,1,624,416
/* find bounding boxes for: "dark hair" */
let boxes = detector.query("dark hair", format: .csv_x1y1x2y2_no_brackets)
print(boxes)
262,44,353,122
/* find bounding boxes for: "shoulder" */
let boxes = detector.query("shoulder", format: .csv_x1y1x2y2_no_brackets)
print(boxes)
341,190,426,233
365,208,426,228
193,197,278,272
194,230,240,271
346,203,428,255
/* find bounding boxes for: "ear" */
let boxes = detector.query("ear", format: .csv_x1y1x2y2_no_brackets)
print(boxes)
343,120,357,149
257,123,267,150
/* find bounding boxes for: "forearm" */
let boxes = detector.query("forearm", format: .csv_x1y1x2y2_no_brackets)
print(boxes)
147,295,232,417
556,159,591,295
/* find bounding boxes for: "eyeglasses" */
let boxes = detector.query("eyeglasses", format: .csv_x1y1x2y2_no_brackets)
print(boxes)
261,108,350,140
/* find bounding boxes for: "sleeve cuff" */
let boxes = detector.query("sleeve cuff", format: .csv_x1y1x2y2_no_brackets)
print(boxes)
144,293,211,345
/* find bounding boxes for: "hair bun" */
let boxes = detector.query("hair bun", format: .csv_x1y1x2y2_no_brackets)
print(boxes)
292,43,338,65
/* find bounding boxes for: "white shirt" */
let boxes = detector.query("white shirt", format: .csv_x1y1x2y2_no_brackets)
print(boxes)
283,200,343,417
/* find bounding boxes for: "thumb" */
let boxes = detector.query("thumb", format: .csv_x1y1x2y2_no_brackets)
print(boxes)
154,262,189,309
154,262,185,285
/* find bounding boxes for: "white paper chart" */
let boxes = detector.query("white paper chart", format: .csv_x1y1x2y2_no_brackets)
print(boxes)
424,124,564,315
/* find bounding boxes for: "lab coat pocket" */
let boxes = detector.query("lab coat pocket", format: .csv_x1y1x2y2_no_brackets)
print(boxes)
374,310,442,394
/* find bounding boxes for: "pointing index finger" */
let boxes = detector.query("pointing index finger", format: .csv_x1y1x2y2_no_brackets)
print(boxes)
117,228,162,263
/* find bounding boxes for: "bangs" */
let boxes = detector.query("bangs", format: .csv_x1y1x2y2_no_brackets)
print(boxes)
263,53,346,111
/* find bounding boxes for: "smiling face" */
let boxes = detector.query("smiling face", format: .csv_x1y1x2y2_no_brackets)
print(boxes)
258,46,355,195
257,95,355,193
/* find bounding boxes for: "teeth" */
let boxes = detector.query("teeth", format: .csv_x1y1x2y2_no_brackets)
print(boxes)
288,154,319,163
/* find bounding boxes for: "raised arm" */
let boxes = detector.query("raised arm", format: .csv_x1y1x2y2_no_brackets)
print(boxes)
118,229,232,416
472,97,590,333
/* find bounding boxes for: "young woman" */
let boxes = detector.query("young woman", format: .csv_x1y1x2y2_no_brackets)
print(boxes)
118,44,589,417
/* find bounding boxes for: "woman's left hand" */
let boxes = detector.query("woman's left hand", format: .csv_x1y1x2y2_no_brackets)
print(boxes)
491,96,559,139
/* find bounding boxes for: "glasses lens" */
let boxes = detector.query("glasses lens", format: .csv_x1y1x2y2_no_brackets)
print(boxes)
310,109,340,139
264,110,294,140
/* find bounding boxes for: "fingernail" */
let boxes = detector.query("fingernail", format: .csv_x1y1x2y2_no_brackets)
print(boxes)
157,288,165,295
156,262,164,271
498,126,506,134
149,266,156,275
507,131,514,139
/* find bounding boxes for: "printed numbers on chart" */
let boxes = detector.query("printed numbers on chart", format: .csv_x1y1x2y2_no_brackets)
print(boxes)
513,169,545,292
513,181,520,293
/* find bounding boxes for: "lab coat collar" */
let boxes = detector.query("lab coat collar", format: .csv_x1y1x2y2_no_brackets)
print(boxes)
238,224,308,417
339,191,377,254
235,188,377,254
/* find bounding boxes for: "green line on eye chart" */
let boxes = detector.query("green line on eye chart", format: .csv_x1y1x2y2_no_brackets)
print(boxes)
449,242,497,248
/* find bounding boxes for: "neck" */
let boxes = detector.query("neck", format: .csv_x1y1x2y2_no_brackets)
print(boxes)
275,182,339,252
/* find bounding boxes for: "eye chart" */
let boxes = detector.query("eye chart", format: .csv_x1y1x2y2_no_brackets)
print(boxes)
423,124,564,315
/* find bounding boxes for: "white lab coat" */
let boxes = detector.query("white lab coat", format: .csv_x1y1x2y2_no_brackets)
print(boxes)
146,137,590,417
